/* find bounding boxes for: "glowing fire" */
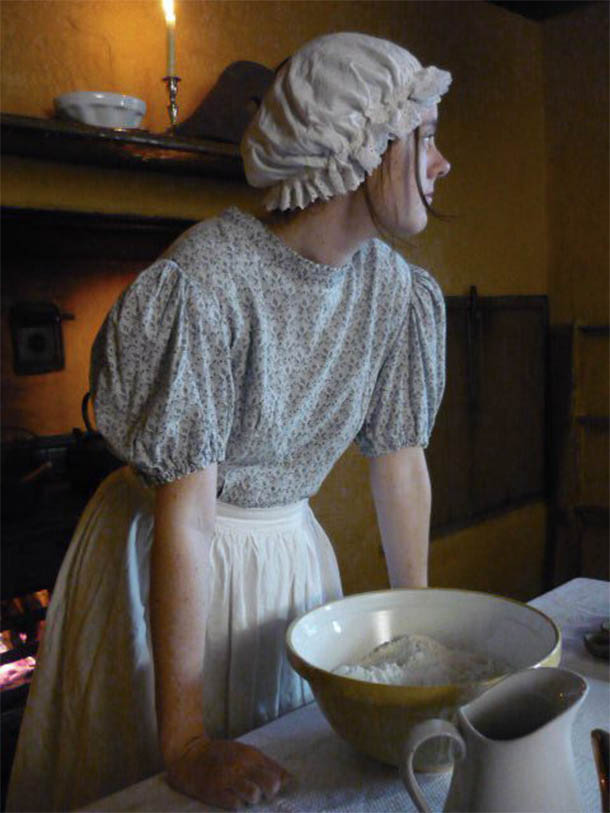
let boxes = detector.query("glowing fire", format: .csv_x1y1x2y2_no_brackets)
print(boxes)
0,657,36,690
0,588,49,690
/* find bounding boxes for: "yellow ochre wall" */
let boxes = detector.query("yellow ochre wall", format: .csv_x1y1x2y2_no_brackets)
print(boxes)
2,0,549,291
1,1,606,599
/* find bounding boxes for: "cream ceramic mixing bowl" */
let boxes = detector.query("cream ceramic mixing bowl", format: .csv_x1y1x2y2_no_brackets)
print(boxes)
286,588,561,771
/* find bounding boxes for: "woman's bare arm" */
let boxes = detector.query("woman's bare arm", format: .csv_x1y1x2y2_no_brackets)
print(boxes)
151,467,291,809
369,446,431,588
151,467,217,764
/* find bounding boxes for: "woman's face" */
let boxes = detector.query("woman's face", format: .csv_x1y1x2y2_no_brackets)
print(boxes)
366,105,451,239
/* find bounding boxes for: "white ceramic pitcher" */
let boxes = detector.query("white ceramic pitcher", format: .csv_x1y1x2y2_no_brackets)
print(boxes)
401,667,588,813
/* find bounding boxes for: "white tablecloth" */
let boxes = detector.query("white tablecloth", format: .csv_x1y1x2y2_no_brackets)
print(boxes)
82,578,610,812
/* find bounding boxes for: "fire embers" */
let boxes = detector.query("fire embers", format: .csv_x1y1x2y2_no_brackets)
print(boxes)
0,590,49,691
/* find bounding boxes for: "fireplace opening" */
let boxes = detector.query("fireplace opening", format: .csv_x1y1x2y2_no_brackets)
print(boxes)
1,206,191,810
0,430,122,810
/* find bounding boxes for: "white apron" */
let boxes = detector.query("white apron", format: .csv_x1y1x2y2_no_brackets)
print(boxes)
7,467,342,812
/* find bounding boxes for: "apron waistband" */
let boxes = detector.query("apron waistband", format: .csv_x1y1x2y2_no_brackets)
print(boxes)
215,498,310,528
123,466,310,529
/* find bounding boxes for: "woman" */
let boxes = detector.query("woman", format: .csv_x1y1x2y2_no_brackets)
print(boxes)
8,31,451,812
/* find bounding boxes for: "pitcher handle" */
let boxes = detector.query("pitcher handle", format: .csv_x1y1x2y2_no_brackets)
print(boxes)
400,719,466,813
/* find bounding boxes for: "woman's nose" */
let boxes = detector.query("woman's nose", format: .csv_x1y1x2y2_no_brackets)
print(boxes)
430,149,451,179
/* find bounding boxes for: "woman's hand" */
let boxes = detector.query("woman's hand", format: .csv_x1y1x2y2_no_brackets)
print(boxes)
166,735,293,810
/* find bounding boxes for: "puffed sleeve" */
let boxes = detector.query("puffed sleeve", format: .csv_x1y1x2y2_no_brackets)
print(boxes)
355,266,446,456
90,258,234,485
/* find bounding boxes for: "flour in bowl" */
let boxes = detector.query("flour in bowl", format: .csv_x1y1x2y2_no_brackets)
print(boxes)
334,633,507,686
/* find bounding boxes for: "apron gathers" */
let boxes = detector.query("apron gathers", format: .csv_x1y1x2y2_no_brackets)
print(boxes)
7,467,342,812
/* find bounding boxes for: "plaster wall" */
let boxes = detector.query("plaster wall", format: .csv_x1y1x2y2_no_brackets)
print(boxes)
1,0,548,296
543,1,609,327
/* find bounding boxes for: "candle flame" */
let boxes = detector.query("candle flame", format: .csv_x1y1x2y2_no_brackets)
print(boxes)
162,0,175,24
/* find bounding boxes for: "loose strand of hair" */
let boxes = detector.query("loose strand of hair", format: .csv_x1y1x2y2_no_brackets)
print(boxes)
363,163,415,256
414,128,456,222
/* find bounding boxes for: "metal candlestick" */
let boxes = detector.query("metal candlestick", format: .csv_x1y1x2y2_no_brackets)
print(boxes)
163,75,181,131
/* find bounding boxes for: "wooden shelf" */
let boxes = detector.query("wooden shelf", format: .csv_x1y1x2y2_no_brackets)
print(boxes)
0,113,245,181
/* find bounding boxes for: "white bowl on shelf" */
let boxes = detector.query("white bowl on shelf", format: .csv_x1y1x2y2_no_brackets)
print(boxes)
54,91,146,129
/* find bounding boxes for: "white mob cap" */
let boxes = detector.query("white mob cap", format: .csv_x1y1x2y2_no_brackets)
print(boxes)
241,32,452,212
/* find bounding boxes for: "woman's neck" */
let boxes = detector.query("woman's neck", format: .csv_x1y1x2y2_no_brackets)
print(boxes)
262,188,375,268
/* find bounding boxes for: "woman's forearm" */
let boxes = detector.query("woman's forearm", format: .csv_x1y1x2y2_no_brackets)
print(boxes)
369,446,431,588
150,467,218,763
149,466,292,809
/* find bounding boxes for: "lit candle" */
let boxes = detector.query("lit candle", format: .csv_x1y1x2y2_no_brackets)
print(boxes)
162,0,176,76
